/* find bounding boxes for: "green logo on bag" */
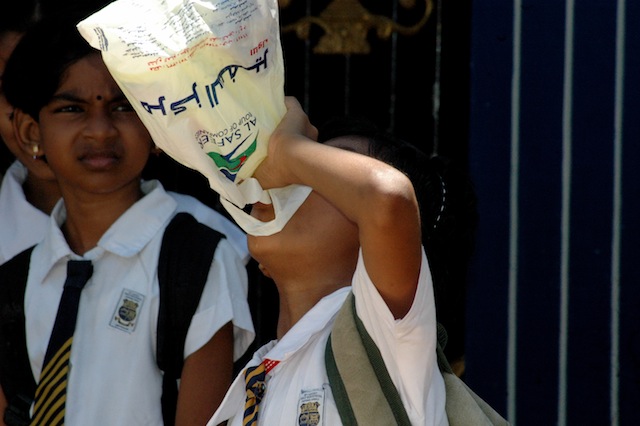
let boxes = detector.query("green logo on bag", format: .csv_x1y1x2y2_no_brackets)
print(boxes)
207,133,258,182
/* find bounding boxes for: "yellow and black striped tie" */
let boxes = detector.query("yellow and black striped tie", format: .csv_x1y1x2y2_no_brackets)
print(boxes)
30,260,93,426
243,363,266,426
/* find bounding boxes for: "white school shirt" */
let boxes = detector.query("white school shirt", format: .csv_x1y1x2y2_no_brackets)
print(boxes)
0,161,54,265
24,179,255,426
207,248,449,426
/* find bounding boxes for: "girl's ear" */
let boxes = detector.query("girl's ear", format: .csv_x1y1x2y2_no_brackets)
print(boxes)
12,108,43,159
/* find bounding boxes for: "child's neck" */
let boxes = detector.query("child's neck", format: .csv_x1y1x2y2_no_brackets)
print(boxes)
275,280,349,339
23,174,61,215
61,186,144,255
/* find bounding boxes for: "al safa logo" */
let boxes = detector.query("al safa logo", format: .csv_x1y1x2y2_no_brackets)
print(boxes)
207,132,258,182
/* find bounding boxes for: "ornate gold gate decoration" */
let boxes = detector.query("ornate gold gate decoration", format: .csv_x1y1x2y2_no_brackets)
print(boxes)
279,0,434,55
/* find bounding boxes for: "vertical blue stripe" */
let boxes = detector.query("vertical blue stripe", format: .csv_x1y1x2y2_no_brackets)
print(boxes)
619,1,640,424
566,2,617,424
559,1,574,424
610,1,625,424
515,2,566,424
466,1,514,416
507,0,521,421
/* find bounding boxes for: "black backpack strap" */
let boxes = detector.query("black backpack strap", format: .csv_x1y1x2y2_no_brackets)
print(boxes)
0,246,37,426
156,212,223,426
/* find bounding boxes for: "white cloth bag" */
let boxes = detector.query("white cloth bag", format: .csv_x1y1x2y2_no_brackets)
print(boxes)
77,0,311,236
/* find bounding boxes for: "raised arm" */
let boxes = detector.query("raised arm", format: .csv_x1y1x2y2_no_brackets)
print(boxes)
254,97,422,318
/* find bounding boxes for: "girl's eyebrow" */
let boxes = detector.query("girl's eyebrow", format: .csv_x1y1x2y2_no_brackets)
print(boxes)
50,93,85,103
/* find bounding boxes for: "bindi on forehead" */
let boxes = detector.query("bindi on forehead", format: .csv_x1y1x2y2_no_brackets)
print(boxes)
96,95,103,101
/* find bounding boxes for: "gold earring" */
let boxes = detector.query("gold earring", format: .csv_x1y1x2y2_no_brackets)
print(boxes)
32,145,39,160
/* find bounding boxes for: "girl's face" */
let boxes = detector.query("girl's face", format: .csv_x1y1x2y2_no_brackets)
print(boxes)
33,53,152,197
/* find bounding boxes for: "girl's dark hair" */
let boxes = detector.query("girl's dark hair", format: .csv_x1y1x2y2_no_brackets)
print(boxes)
0,0,40,35
318,115,478,362
3,18,96,120
0,0,40,173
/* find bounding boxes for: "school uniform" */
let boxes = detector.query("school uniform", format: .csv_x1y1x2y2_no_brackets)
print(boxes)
207,248,449,426
0,161,52,265
24,179,255,425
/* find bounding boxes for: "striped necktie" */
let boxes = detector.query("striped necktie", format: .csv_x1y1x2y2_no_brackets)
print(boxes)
30,260,93,426
243,359,279,426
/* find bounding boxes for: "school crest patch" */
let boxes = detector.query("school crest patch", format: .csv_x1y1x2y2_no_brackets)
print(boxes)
297,387,325,426
110,288,145,333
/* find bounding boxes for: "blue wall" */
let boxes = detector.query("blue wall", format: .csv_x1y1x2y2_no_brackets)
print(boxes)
466,1,640,424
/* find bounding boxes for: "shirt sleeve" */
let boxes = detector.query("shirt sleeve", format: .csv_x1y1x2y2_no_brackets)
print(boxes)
183,238,255,361
351,247,447,424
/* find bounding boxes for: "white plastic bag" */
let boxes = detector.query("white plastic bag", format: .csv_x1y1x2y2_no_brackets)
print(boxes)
77,0,311,236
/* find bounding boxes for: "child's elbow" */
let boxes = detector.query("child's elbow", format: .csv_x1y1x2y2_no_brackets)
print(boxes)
369,170,419,229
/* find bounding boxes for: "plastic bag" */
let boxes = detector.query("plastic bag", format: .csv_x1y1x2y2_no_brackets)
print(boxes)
77,0,311,236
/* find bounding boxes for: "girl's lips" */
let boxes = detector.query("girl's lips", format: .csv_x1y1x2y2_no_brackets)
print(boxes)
80,151,120,169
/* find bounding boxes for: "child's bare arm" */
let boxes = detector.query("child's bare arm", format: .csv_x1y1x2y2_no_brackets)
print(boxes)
0,385,7,426
254,97,422,318
175,322,234,426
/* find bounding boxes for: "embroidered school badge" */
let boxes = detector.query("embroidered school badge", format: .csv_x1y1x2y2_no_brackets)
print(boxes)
110,288,145,333
297,388,325,426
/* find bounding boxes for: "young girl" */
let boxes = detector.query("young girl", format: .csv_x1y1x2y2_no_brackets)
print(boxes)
205,98,448,425
0,19,254,426
0,3,61,266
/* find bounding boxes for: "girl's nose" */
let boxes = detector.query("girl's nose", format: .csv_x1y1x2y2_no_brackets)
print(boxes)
83,109,118,140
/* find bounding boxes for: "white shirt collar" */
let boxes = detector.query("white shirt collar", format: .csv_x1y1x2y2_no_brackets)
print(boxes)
38,179,177,272
207,286,351,426
257,286,351,363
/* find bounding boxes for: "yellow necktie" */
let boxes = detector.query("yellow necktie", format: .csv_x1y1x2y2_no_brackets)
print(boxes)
30,260,93,426
243,362,266,426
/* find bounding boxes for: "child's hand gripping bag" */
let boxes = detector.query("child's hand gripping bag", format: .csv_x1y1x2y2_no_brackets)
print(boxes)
77,0,311,236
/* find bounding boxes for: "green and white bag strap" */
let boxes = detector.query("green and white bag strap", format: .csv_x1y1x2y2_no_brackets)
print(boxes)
326,292,510,426
325,292,412,426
